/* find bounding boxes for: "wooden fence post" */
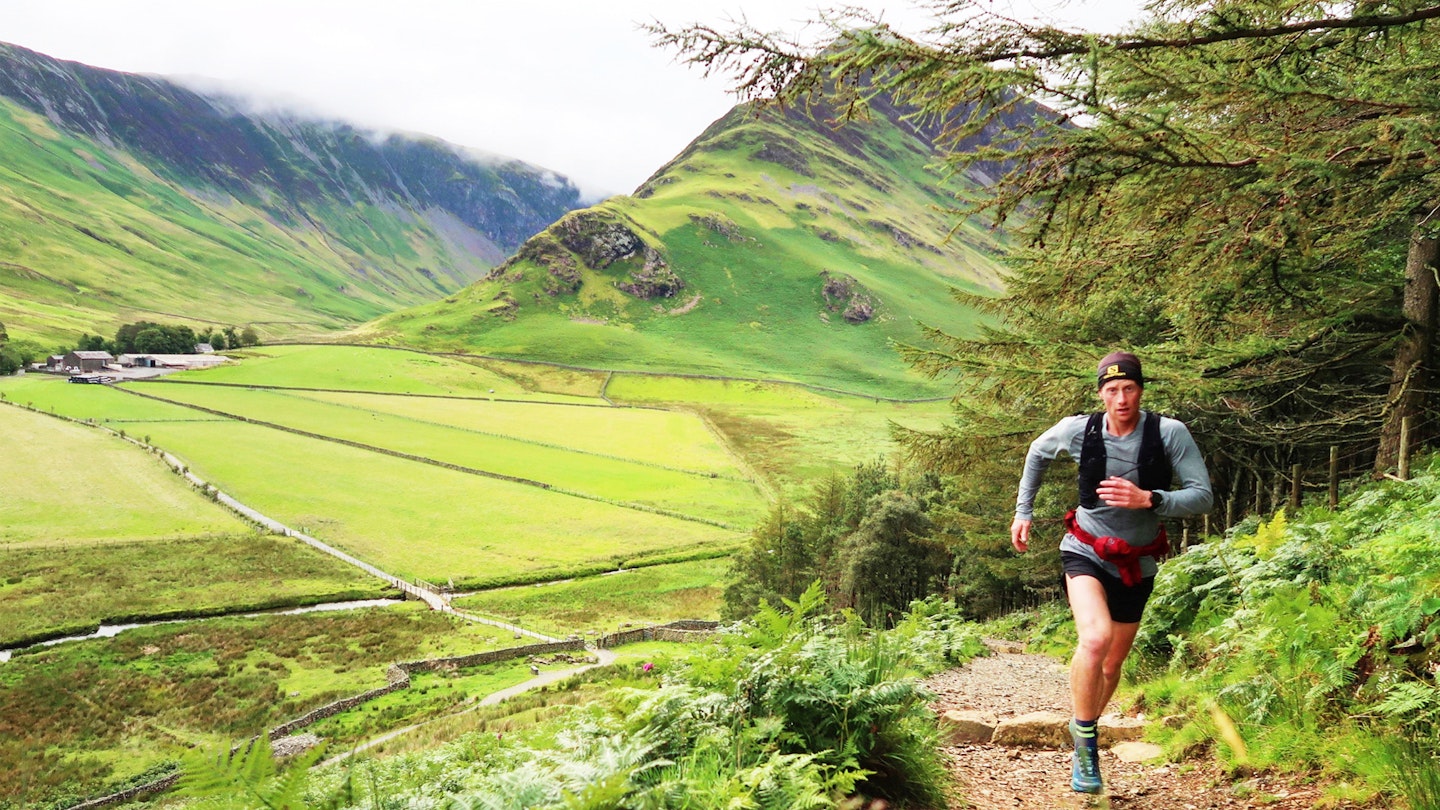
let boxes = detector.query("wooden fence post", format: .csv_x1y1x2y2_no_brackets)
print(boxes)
1399,417,1412,480
1290,463,1302,510
1329,446,1339,510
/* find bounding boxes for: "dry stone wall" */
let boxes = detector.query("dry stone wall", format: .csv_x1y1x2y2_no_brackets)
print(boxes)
597,620,719,648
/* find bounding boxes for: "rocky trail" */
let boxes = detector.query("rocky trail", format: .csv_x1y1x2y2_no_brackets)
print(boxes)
923,643,1362,810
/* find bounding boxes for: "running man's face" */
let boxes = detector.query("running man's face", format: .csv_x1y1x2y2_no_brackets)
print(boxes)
1099,379,1143,433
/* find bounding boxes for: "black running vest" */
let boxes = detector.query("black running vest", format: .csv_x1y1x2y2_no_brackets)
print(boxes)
1076,411,1172,510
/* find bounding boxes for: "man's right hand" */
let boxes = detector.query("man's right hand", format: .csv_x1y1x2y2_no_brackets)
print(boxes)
1010,517,1031,553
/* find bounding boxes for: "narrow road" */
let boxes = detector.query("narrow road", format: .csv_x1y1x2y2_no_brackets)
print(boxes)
319,648,619,767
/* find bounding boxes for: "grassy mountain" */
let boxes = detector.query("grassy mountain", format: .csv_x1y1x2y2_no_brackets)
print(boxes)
361,94,1022,397
0,42,582,345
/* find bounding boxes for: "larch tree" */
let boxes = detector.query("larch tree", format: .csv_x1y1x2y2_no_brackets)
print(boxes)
653,0,1440,501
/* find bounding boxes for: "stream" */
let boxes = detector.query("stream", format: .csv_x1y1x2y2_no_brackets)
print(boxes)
0,598,403,663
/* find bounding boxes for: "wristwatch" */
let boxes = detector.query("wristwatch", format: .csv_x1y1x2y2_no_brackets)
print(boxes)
1148,490,1164,511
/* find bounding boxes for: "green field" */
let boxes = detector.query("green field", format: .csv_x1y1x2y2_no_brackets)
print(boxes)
190,345,600,404
131,381,763,526
0,535,393,648
0,374,745,589
0,349,946,589
605,374,952,492
0,399,246,546
455,557,728,637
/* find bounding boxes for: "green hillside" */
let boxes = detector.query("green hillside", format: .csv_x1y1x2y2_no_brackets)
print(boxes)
362,101,1011,397
0,100,397,342
0,42,582,347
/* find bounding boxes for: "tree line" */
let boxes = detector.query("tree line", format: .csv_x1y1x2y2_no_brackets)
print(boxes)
76,321,260,356
725,459,1054,625
0,320,262,376
0,321,33,376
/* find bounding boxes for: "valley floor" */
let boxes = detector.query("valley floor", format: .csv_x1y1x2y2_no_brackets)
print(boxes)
924,647,1377,810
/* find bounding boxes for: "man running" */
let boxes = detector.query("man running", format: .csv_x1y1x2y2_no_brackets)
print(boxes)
1011,351,1212,794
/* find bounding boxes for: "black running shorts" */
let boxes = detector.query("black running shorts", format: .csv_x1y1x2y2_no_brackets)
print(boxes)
1060,551,1155,624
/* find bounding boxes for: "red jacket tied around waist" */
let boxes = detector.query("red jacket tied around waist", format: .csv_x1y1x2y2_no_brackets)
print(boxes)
1063,509,1169,586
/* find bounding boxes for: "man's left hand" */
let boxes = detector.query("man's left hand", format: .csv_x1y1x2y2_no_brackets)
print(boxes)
1096,476,1153,509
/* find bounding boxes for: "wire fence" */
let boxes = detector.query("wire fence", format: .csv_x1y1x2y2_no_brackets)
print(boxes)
1176,411,1439,549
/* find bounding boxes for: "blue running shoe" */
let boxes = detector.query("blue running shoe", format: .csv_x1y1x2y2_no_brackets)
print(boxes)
1069,719,1103,794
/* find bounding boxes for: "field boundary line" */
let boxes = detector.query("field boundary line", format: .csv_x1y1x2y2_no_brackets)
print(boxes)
113,385,746,531
133,377,625,409
600,370,616,405
267,341,951,403
253,384,755,484
687,406,778,503
0,399,435,611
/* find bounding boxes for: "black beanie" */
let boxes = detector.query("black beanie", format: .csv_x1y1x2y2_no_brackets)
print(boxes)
1097,351,1144,389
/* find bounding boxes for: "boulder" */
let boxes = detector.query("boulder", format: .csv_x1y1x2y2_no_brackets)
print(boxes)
991,711,1070,748
1099,715,1148,745
270,733,322,759
939,709,997,744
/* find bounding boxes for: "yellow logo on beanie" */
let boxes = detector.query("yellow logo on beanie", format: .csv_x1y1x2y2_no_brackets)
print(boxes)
1103,364,1122,379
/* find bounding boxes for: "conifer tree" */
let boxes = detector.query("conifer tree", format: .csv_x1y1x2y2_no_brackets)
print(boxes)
655,0,1440,495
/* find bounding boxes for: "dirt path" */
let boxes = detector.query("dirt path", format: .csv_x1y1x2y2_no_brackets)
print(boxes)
923,645,1354,810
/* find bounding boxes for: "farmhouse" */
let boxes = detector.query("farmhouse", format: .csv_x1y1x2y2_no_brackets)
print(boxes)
64,350,115,373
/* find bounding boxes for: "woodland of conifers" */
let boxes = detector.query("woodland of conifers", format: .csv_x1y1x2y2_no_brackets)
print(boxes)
658,0,1439,613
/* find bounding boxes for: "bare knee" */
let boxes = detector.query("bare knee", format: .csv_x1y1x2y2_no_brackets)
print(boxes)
1075,625,1114,660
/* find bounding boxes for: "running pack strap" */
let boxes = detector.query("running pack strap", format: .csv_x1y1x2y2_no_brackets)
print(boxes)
1076,411,1172,510
1063,509,1168,587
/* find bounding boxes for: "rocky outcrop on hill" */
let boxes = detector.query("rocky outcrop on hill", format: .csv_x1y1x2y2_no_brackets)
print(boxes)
508,235,583,296
616,255,684,300
820,271,877,324
554,211,652,270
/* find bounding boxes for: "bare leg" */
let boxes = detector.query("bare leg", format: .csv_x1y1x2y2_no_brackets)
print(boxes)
1097,619,1141,714
1066,574,1142,719
1065,574,1114,721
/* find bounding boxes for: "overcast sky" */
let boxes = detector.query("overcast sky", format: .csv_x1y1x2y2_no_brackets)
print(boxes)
1,0,1148,198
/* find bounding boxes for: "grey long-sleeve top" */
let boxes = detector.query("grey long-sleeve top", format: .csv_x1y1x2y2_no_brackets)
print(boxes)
1015,411,1213,579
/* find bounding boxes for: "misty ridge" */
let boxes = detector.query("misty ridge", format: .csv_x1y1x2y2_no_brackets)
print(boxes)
0,40,586,246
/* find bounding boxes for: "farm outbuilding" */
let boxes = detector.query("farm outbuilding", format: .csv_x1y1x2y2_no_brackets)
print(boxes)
120,354,160,368
118,353,228,370
64,350,114,372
